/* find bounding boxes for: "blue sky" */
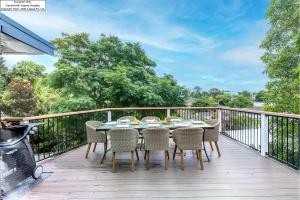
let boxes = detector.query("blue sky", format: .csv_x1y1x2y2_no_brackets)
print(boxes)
3,0,269,92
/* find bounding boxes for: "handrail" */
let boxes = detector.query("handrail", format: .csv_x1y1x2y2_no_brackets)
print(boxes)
221,107,300,118
1,106,299,122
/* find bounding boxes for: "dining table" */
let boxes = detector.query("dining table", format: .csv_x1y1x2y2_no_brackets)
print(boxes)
96,120,215,161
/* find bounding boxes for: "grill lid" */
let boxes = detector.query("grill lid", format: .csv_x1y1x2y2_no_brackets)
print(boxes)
0,125,28,145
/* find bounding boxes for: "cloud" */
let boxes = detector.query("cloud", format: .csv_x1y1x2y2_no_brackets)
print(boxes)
4,1,216,53
220,44,263,65
3,12,79,38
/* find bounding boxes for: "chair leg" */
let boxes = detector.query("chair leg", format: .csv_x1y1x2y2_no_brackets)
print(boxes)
146,150,150,170
85,143,91,158
100,142,107,164
180,149,184,170
173,145,177,160
164,151,169,170
215,142,221,157
195,149,199,160
198,150,204,170
93,142,97,152
112,152,116,173
144,150,147,160
131,151,135,172
135,148,139,161
140,137,144,150
209,141,214,151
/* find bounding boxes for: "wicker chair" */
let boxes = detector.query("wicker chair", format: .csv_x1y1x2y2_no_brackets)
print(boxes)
117,116,137,123
139,116,160,150
142,128,170,170
85,121,107,164
141,116,160,123
108,128,139,172
172,127,204,170
204,119,221,157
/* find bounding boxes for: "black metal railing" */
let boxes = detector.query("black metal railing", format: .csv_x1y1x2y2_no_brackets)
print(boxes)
28,111,107,161
267,115,299,169
221,109,261,151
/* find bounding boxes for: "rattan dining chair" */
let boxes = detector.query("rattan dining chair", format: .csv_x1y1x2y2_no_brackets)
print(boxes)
85,121,107,164
142,128,170,170
204,119,221,157
117,116,137,123
141,116,160,123
172,127,204,170
108,128,139,172
139,116,161,150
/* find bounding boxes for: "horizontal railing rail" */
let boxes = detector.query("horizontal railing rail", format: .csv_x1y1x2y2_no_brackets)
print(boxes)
1,106,299,169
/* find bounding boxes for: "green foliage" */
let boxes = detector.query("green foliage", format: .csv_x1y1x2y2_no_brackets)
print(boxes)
0,57,10,96
52,33,156,71
255,90,266,102
215,94,232,106
191,88,254,108
260,0,300,114
34,78,61,114
10,61,46,83
192,97,218,107
49,33,188,110
52,96,97,113
1,79,37,117
228,95,253,108
238,90,252,99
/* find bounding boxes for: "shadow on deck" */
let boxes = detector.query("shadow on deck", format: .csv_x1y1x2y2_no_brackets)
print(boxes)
20,135,299,200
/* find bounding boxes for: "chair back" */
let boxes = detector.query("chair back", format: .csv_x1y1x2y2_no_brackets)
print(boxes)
142,128,169,150
205,119,218,126
86,121,105,143
204,119,220,141
141,116,160,123
109,128,138,152
173,127,203,150
117,116,137,123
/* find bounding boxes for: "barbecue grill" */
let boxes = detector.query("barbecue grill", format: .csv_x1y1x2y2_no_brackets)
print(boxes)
0,123,43,196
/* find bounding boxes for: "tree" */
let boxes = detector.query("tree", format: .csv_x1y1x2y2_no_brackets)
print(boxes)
260,0,300,113
255,90,266,102
238,91,252,99
49,33,188,111
0,57,10,95
52,33,156,72
11,61,46,83
192,97,218,107
33,78,61,114
192,86,202,98
1,79,37,116
215,94,232,106
229,95,253,108
208,88,222,97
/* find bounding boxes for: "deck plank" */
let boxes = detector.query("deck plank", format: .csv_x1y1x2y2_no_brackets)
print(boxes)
21,136,300,200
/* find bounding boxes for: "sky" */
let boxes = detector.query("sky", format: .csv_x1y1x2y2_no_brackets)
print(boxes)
2,0,269,92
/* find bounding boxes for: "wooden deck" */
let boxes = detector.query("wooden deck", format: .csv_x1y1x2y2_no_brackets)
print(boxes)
21,135,299,200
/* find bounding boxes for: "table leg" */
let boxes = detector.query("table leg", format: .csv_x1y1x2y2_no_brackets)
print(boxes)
203,129,210,162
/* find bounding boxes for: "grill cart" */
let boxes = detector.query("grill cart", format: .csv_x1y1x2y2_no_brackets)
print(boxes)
0,122,43,196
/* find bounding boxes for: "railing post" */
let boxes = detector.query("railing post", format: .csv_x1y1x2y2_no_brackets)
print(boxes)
260,114,268,156
167,109,170,117
107,111,112,122
218,109,222,133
